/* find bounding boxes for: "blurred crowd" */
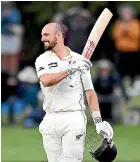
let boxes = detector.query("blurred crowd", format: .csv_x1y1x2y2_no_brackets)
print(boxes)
1,2,140,127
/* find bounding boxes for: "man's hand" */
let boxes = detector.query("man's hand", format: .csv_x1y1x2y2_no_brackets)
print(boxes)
67,58,92,75
96,121,113,140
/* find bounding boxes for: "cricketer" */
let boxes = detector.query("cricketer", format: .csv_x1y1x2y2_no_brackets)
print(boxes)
35,22,113,162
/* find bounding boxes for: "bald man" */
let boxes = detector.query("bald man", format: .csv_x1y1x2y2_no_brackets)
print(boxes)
35,23,113,162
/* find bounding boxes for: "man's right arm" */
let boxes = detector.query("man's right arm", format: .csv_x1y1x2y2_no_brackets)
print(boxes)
41,58,92,87
35,56,69,87
35,55,92,87
40,71,68,87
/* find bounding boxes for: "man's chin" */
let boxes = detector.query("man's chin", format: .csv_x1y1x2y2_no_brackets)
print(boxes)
44,46,52,51
44,42,56,51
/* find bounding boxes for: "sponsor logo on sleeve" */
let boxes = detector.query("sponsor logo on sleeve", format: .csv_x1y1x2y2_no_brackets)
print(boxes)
38,67,45,71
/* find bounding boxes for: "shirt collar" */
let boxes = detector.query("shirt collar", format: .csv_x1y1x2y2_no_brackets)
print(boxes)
50,46,72,60
62,47,72,60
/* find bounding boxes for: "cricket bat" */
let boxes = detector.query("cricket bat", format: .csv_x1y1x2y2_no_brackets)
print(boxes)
69,8,113,87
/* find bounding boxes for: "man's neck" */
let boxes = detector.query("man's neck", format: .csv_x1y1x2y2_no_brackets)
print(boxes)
52,45,70,60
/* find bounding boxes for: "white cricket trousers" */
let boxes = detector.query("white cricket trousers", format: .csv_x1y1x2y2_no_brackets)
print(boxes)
39,111,87,162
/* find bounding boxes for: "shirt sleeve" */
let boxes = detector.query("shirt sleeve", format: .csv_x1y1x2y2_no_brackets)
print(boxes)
81,70,94,91
35,56,49,79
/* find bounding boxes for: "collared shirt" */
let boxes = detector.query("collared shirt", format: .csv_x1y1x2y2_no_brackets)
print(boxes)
35,48,94,113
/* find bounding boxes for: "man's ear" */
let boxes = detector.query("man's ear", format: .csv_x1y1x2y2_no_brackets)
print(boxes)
56,32,62,39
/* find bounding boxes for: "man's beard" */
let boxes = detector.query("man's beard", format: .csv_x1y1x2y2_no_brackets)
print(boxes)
44,39,57,51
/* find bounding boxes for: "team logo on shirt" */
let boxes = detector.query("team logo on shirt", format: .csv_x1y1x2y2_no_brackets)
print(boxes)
48,62,58,69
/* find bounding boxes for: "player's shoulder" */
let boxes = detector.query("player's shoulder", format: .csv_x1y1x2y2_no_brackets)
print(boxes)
35,51,51,64
70,50,84,59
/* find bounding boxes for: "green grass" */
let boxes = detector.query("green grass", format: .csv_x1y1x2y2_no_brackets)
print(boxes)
2,125,140,162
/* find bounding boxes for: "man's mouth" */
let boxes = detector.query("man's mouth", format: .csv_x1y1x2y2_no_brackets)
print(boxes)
44,41,50,46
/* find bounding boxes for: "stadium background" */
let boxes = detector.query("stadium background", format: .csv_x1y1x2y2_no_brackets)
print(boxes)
1,1,140,162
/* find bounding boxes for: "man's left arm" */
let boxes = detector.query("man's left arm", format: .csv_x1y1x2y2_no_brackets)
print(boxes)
81,69,102,124
82,70,113,140
85,89,101,123
86,89,114,140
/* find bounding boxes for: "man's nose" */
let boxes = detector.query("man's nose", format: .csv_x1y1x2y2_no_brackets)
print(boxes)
41,36,45,42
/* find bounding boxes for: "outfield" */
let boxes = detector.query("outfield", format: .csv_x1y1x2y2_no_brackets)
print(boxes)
2,124,140,162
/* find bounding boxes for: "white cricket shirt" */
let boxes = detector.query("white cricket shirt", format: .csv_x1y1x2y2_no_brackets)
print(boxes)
35,48,94,113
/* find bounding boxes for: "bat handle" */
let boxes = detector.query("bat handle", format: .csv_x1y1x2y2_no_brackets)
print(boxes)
69,71,80,87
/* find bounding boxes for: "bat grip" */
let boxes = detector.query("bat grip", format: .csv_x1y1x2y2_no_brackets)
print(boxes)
69,71,80,87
